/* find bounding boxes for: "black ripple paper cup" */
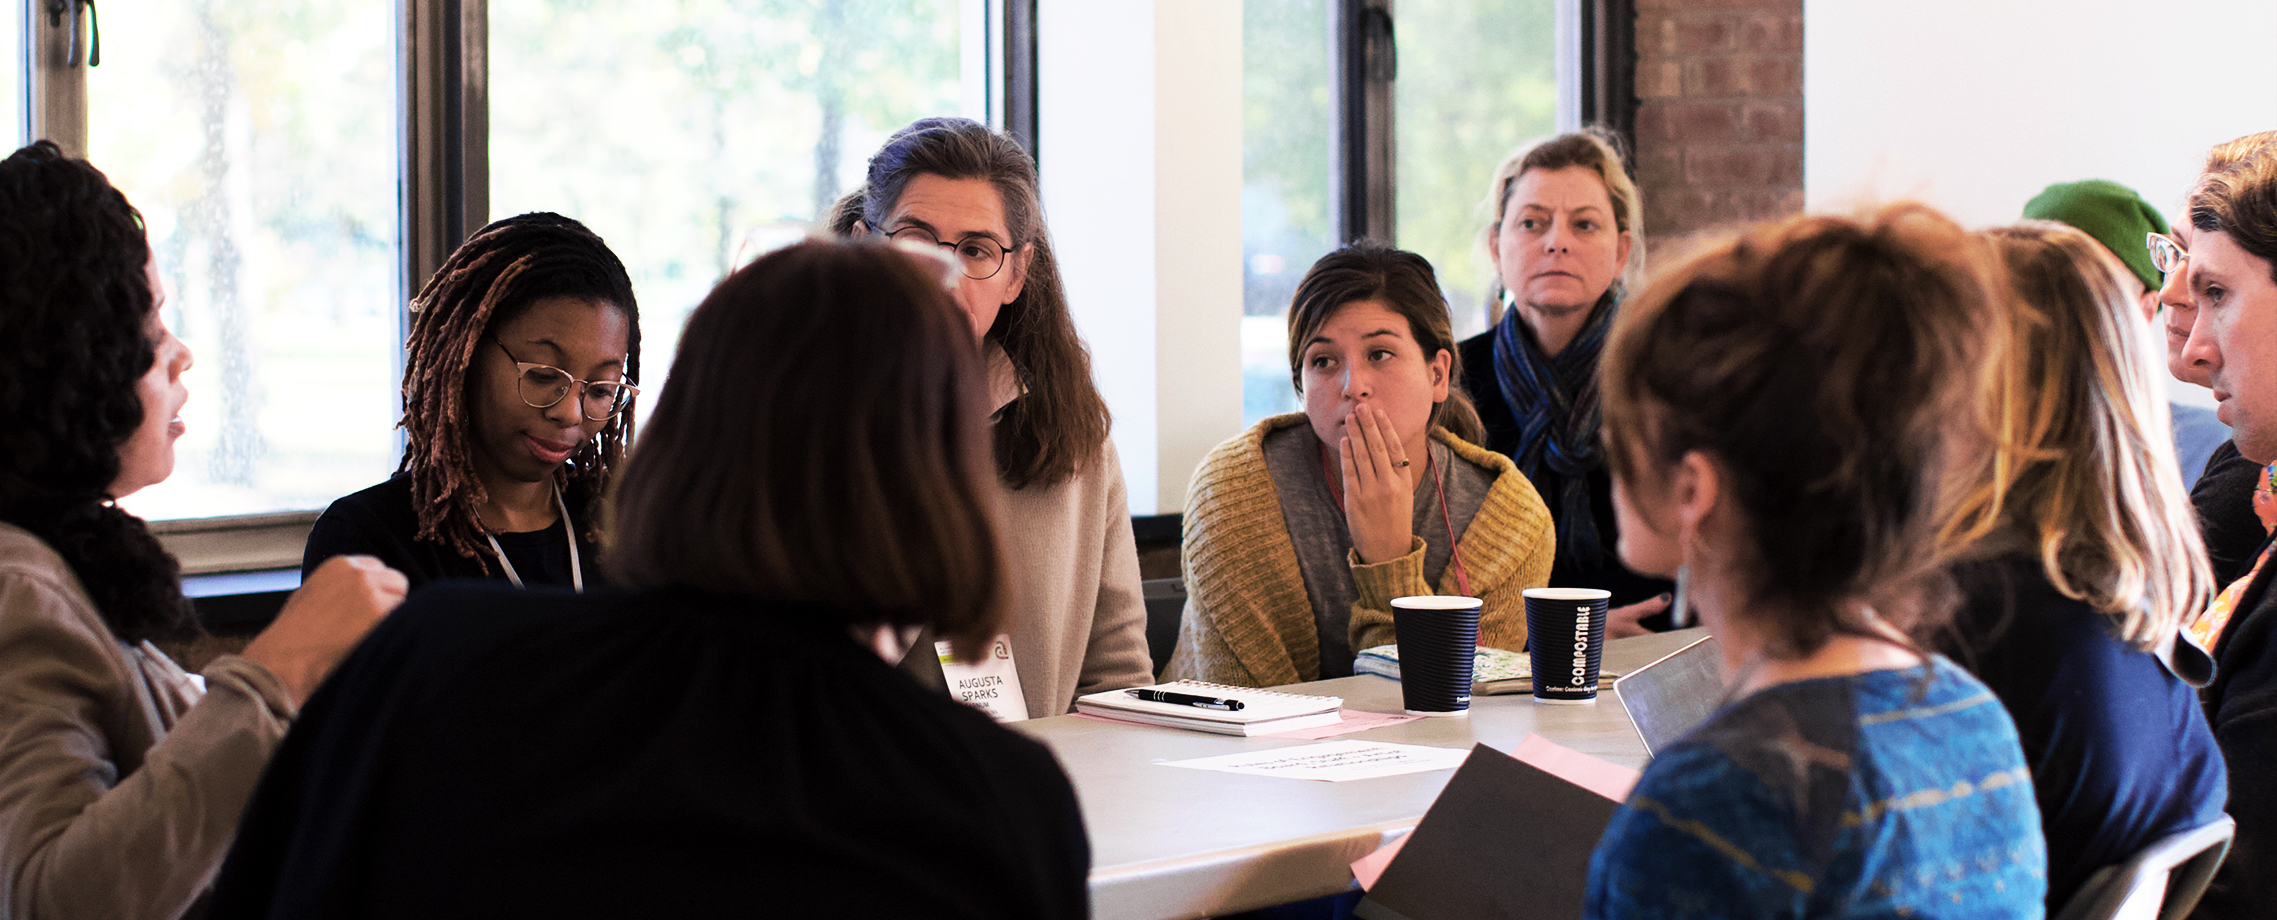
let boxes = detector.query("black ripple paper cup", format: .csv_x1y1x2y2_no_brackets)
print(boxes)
1391,595,1483,717
1524,587,1611,704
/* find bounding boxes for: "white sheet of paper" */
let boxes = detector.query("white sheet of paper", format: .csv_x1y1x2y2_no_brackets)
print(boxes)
1159,740,1473,782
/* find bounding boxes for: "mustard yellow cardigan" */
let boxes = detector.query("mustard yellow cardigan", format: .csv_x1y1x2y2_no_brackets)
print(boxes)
1164,414,1556,687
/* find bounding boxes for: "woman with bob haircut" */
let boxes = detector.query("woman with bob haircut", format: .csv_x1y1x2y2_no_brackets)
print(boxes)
0,141,404,920
1935,221,2226,913
828,117,1151,717
1167,244,1554,686
1582,205,2043,918
302,212,641,592
1457,129,1673,638
204,241,1090,919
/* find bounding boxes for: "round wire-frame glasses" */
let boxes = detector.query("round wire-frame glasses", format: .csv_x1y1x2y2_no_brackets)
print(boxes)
495,338,638,421
887,225,1020,280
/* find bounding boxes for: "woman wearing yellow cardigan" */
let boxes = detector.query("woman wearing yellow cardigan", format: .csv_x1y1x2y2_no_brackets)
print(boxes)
1167,245,1556,687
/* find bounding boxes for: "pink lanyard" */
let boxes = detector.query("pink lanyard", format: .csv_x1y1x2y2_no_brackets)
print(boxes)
1322,442,1474,597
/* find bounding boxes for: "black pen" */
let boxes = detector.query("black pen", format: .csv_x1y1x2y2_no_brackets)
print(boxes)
1126,689,1244,711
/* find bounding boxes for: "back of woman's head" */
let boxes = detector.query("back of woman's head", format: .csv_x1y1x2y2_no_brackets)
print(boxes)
0,141,192,642
1950,222,2211,648
1285,243,1485,445
401,212,640,560
604,241,1006,658
826,117,1107,489
1602,204,2001,655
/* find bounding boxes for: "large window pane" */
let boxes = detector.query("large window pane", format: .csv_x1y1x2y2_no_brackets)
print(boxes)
1239,0,1330,426
1395,0,1557,340
90,0,402,521
490,0,980,397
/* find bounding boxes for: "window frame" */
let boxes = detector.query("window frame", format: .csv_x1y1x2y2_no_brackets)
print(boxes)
1328,0,1635,246
23,0,1033,574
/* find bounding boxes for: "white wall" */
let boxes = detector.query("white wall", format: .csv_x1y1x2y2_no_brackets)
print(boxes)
1806,0,2277,228
1039,0,1245,515
1805,0,2277,409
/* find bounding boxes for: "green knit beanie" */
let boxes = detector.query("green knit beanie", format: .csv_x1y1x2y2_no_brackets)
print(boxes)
2021,180,2168,292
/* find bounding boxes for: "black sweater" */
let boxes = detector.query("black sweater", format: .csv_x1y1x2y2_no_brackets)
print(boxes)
302,474,601,590
2197,531,2277,920
206,583,1092,919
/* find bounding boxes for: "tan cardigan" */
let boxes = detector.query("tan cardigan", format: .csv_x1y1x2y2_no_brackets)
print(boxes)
0,523,295,920
1165,414,1556,687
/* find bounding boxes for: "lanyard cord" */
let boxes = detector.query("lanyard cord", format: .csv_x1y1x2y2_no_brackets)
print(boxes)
484,483,584,591
1322,439,1473,597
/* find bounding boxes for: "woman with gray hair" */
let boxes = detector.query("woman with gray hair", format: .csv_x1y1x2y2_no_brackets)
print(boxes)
826,118,1152,718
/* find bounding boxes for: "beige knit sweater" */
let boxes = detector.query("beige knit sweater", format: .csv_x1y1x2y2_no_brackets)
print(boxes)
1164,414,1555,687
987,348,1155,718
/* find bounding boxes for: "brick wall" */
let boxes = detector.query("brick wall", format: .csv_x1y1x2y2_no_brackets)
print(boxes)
1631,0,1804,259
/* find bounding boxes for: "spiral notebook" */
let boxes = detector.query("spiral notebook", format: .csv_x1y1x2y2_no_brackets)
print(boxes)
1074,681,1345,736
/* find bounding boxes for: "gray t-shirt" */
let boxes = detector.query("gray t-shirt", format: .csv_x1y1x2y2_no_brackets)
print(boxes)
1261,424,1495,677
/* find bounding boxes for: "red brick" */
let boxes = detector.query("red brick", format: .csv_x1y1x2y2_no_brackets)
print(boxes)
1638,148,1685,186
1741,103,1806,143
1675,18,1735,54
1685,0,1797,10
1641,12,1680,55
1685,147,1775,185
1766,146,1803,187
1739,14,1804,54
1688,59,1738,96
1641,60,1683,98
1748,58,1803,96
1659,103,1744,144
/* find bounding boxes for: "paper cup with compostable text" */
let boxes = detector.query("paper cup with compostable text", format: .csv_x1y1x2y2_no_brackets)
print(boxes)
1524,587,1611,704
1390,595,1483,717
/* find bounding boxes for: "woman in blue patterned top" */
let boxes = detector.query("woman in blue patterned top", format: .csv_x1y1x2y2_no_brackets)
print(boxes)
1584,204,2046,918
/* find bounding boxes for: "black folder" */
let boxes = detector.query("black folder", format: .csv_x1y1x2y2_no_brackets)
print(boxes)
1353,743,1622,920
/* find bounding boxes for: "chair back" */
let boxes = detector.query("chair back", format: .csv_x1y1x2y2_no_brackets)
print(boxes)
1141,577,1186,675
2052,815,2235,920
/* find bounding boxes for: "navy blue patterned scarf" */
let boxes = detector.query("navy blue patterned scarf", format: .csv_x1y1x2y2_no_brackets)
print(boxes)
1492,291,1618,570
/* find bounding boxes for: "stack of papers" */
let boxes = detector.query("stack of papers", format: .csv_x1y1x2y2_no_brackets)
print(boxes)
1074,680,1344,736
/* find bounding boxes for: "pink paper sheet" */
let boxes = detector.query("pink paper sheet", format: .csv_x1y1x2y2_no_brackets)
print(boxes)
1510,732,1640,802
1350,835,1408,890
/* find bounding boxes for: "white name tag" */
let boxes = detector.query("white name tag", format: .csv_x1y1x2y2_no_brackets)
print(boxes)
936,636,1027,723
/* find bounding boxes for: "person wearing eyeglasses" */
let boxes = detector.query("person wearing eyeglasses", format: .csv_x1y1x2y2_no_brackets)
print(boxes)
2172,129,2277,920
301,212,641,591
2156,139,2277,589
2021,180,2229,491
825,118,1153,719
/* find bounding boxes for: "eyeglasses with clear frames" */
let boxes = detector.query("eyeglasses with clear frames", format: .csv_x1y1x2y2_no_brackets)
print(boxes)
494,338,639,421
2147,232,2187,276
886,225,1020,280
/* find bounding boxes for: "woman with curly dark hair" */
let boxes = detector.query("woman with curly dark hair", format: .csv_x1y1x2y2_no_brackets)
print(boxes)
0,141,404,919
301,212,640,591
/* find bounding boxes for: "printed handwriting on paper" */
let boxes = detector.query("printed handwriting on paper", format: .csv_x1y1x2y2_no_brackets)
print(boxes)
1160,740,1473,782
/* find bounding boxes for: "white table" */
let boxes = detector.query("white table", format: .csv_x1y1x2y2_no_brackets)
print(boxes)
1014,628,1707,920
